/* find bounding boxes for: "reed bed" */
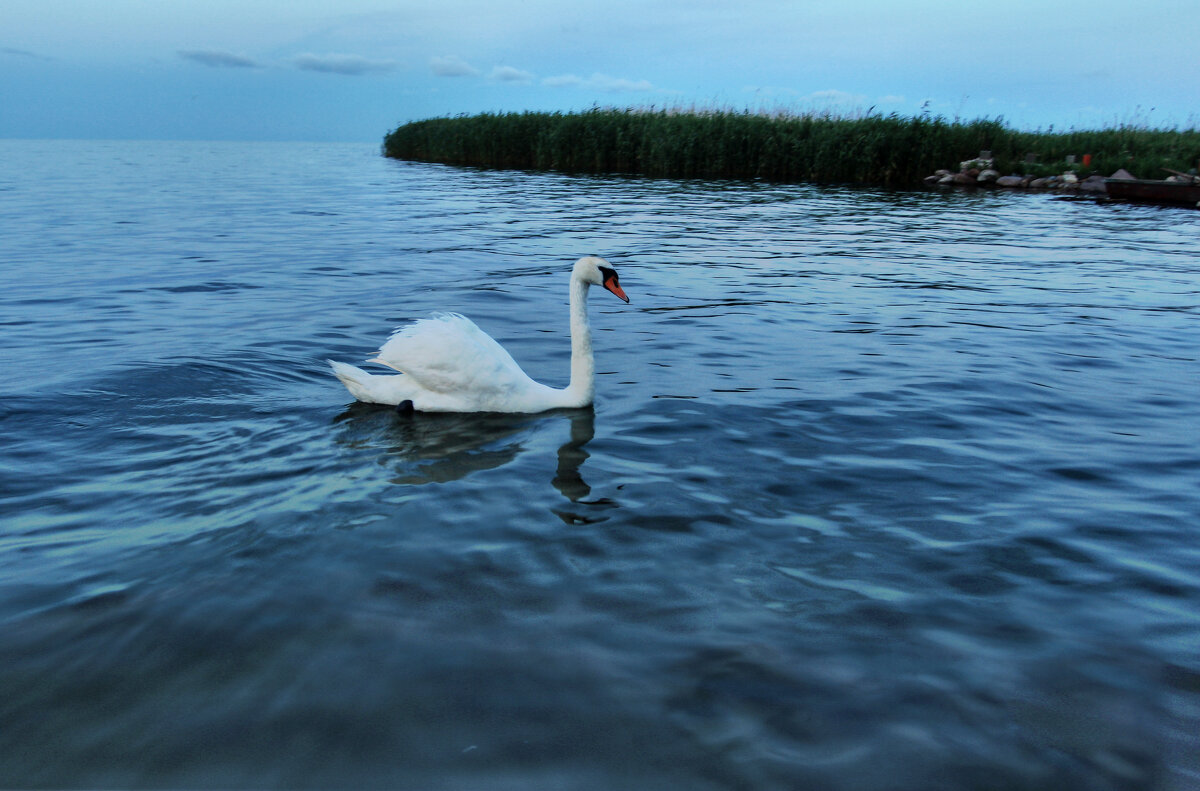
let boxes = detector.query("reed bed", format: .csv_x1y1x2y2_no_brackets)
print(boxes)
383,108,1200,187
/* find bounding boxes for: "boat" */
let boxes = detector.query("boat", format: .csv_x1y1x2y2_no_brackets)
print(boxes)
1105,177,1200,207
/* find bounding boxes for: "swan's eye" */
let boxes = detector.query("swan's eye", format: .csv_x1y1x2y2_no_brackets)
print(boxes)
597,266,629,303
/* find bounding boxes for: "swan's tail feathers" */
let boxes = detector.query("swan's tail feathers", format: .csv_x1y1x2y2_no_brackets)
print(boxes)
328,360,371,400
327,359,409,405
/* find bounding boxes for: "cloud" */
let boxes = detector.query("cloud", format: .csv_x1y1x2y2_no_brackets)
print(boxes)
430,56,479,77
806,89,869,105
178,49,262,69
543,73,656,93
542,74,583,88
489,65,535,84
2,47,53,61
293,53,396,76
591,74,655,92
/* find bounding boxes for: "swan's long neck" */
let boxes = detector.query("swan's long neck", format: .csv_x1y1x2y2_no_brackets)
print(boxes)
565,275,595,406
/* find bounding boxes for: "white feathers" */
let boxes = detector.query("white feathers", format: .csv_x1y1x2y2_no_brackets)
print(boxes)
327,359,419,405
371,313,527,396
328,257,628,413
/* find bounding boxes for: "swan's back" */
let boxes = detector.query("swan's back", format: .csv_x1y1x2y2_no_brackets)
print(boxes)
372,313,551,410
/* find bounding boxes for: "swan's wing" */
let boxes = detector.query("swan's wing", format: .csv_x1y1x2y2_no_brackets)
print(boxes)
370,313,535,395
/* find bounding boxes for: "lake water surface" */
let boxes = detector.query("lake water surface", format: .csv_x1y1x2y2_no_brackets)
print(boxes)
1,140,1198,789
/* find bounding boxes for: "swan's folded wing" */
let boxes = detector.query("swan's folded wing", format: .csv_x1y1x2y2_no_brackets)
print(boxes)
371,313,534,395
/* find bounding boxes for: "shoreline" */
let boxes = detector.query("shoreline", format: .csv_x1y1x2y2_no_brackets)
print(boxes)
384,109,1200,191
924,158,1200,206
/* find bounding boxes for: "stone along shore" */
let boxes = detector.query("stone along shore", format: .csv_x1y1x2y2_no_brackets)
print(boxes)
923,156,1123,194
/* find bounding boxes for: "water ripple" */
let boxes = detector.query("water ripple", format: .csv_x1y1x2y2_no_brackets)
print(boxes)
1,141,1197,789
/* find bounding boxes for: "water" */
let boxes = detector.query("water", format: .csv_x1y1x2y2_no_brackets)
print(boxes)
1,140,1198,790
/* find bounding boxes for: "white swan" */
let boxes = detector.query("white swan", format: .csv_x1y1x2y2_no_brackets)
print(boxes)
328,256,630,413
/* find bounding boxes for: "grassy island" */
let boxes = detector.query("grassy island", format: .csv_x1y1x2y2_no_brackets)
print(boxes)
383,108,1200,187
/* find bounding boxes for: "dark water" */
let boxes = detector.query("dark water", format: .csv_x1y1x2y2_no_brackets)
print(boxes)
1,140,1198,790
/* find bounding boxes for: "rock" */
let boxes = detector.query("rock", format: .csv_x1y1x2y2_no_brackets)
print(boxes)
960,158,994,171
1029,177,1052,189
977,168,1000,184
938,174,956,185
1080,175,1107,193
996,175,1024,187
934,169,952,177
1061,172,1079,184
952,172,976,185
1109,168,1136,180
923,174,941,184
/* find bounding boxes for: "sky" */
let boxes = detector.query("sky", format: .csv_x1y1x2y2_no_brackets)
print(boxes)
2,0,1198,142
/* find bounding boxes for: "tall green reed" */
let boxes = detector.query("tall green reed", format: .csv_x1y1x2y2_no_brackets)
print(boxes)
383,108,1200,186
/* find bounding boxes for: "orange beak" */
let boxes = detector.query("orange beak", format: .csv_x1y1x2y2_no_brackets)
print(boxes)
603,276,630,303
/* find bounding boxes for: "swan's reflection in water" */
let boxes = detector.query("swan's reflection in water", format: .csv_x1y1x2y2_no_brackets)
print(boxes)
333,404,612,520
549,409,619,524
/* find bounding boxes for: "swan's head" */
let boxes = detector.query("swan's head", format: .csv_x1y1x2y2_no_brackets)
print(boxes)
574,256,630,303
